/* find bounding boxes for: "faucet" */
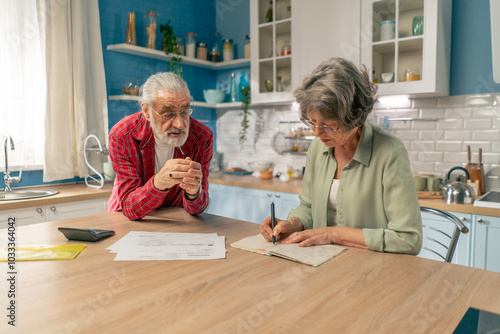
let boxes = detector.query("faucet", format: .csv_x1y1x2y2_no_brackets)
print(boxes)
3,136,22,192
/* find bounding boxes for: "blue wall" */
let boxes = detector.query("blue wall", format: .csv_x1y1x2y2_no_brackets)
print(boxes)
450,0,500,95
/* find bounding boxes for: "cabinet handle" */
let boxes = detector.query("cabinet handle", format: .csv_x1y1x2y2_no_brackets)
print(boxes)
36,208,43,214
275,193,280,198
50,206,57,212
477,218,484,224
267,193,272,197
460,217,466,222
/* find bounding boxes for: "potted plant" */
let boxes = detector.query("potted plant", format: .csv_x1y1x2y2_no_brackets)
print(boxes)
239,85,251,147
159,20,182,76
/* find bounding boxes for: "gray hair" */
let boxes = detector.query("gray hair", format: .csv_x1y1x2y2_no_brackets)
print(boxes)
294,58,378,131
141,72,193,105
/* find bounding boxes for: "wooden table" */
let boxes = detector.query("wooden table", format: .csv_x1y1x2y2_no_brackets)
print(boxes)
1,208,500,333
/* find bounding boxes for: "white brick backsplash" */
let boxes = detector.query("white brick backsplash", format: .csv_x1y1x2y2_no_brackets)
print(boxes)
472,130,500,141
443,152,467,163
474,107,500,118
411,141,435,151
445,108,473,119
420,109,446,119
463,141,492,152
418,151,443,162
438,119,463,130
437,95,465,108
436,141,462,152
420,130,444,140
215,92,500,192
444,130,472,140
412,97,437,109
464,119,492,129
394,130,419,140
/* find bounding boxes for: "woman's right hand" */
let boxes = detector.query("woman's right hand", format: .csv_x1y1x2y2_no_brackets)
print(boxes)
260,217,303,242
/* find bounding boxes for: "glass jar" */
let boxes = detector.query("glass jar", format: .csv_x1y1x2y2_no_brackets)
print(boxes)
404,69,420,81
223,38,234,61
185,32,197,58
413,16,424,36
176,37,184,55
244,34,251,58
209,30,222,62
281,41,291,56
197,42,207,60
145,11,158,49
125,12,136,45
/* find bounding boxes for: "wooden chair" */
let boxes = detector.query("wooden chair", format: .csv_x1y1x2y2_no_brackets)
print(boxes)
420,207,469,262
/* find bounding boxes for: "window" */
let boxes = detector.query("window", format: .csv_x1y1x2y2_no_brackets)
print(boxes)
0,1,46,169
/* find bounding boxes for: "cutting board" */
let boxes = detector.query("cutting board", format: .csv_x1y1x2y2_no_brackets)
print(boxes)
417,191,443,199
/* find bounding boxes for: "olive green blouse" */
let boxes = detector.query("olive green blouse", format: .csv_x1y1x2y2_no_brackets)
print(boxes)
288,121,422,255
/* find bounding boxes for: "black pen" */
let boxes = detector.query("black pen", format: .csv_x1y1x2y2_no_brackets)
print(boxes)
271,202,276,245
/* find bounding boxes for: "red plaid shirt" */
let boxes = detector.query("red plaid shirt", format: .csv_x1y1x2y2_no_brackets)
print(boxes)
106,111,213,220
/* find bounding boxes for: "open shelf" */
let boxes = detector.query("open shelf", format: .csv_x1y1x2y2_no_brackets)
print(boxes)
106,43,250,70
108,95,242,109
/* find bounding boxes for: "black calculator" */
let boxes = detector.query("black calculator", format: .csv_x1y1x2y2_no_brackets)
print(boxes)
58,227,115,242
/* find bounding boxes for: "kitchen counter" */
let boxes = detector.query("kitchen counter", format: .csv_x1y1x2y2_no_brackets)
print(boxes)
2,207,500,333
0,183,113,211
209,172,500,217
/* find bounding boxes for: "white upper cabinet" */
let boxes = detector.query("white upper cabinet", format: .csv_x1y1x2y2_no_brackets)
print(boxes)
361,0,452,97
250,0,361,104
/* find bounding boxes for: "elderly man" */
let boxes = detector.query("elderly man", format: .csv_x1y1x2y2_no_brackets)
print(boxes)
107,72,213,220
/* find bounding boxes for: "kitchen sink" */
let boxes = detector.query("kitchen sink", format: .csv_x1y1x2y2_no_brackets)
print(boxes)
0,189,59,201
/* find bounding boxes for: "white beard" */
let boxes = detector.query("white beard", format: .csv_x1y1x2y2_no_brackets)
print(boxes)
149,110,189,147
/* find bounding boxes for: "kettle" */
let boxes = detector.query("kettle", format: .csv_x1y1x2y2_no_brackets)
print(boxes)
442,166,475,204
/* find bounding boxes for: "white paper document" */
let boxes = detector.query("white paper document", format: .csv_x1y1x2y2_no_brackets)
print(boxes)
108,231,226,261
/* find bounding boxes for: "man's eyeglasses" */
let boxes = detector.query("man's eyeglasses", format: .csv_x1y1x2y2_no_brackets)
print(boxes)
150,105,194,123
300,118,339,134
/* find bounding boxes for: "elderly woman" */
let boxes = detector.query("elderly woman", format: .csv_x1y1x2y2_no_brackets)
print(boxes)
261,58,422,254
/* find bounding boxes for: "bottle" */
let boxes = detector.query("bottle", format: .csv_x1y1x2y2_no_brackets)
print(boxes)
230,73,238,102
265,1,273,22
209,30,222,62
244,35,251,58
126,12,136,45
223,39,234,61
276,75,283,92
185,32,196,58
238,71,249,100
285,5,291,19
281,41,291,56
176,37,184,55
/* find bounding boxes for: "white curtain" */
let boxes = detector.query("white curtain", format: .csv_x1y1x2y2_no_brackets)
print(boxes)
0,1,46,168
37,0,108,182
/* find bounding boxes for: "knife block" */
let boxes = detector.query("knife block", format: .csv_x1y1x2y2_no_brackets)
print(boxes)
466,167,485,196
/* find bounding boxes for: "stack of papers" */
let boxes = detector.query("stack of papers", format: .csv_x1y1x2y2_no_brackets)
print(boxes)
107,231,226,261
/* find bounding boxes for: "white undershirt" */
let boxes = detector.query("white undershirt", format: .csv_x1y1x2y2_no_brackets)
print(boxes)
154,140,175,174
327,179,340,226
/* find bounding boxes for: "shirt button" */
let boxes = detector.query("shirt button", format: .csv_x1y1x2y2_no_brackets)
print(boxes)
340,187,343,191
338,211,342,216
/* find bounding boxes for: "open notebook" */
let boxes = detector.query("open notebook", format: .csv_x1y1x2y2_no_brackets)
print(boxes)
230,234,347,267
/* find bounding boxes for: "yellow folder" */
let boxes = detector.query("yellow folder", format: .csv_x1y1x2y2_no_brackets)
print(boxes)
0,244,86,261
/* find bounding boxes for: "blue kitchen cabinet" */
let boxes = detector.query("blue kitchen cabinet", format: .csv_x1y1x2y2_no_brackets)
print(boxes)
418,211,472,267
472,215,500,273
205,184,300,224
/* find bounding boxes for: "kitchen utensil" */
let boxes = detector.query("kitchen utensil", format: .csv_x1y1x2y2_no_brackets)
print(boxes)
465,145,485,195
442,166,475,204
203,89,226,104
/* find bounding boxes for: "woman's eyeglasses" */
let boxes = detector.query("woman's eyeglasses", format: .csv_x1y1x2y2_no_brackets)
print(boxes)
150,106,194,123
300,118,339,134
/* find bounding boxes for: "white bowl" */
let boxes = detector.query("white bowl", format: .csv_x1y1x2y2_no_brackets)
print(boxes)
381,72,394,83
248,162,273,172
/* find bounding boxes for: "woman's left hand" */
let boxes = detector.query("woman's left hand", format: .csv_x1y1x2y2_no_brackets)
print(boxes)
282,226,369,249
282,227,336,247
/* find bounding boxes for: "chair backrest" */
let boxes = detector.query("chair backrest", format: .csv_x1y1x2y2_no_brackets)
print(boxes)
420,207,469,262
